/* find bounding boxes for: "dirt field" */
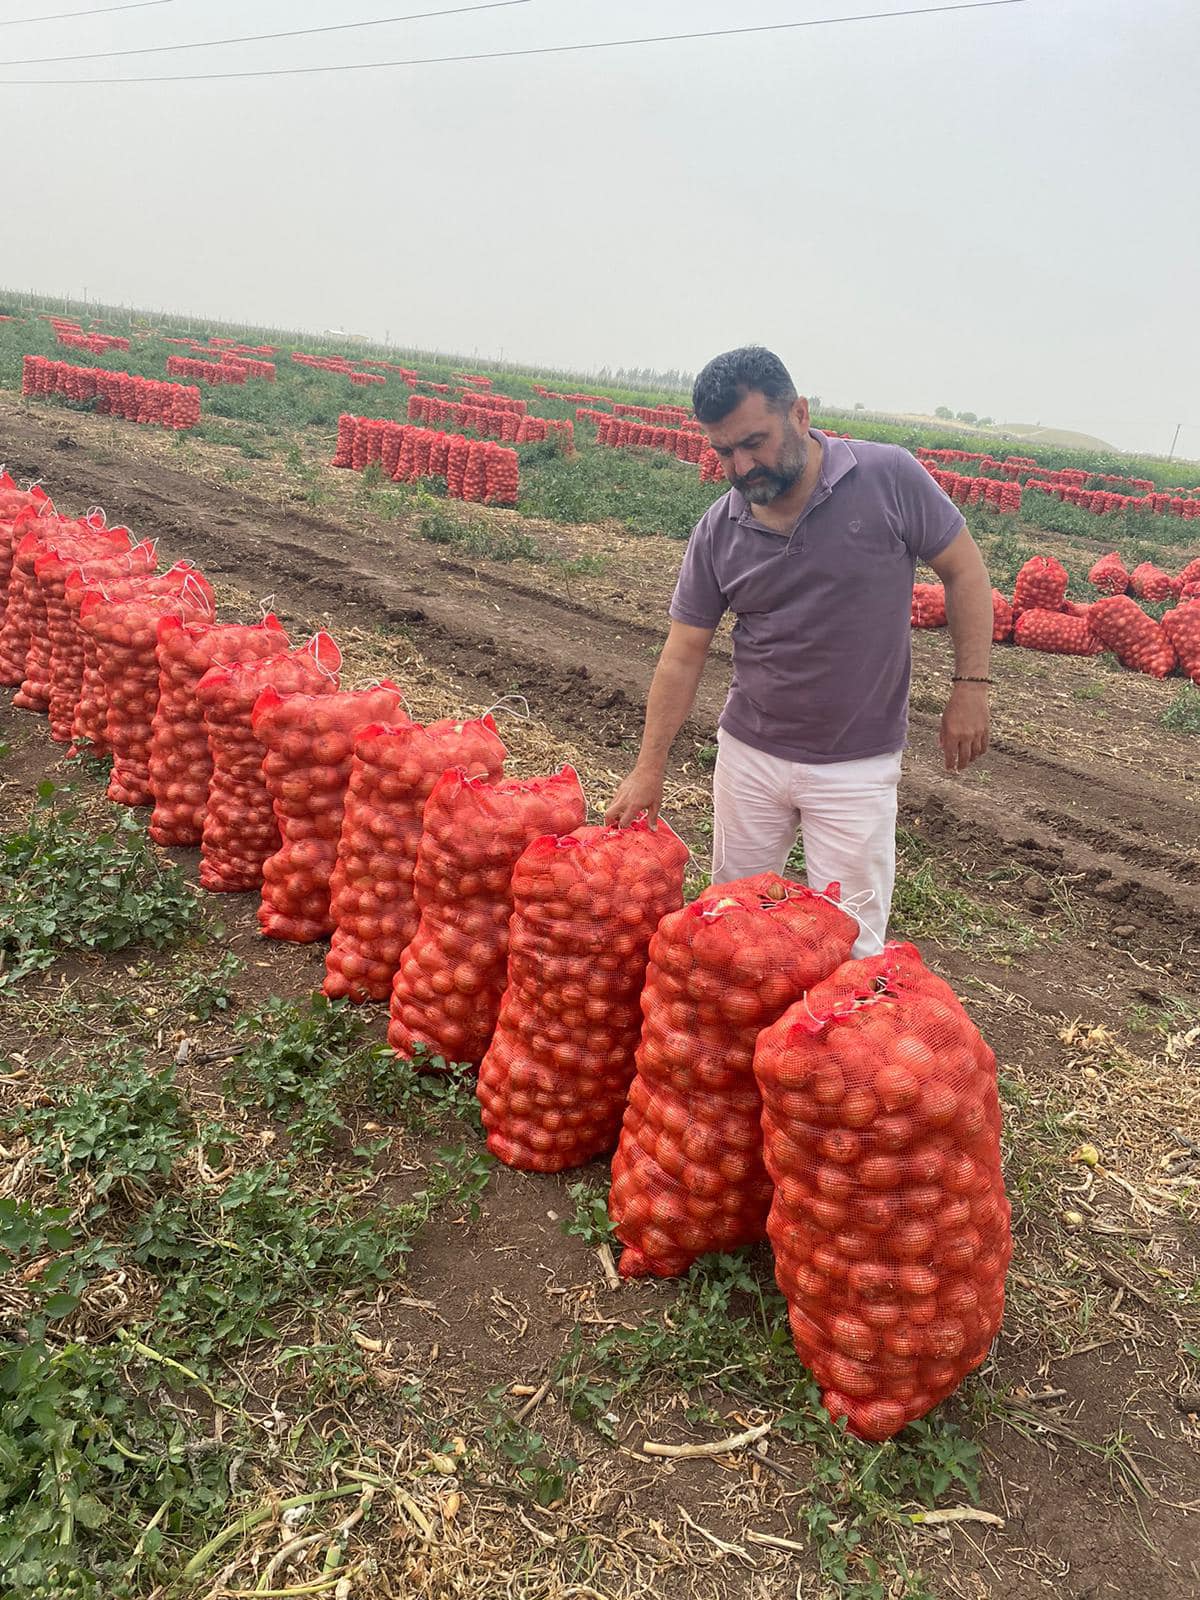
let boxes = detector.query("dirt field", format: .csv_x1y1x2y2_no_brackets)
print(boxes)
2,397,1198,1600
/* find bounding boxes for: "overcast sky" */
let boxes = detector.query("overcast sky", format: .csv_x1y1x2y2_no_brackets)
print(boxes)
2,0,1197,456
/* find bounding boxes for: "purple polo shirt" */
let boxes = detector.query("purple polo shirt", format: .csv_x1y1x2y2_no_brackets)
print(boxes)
670,432,964,763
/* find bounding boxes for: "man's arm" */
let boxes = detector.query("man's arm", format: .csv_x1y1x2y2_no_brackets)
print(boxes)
927,527,993,773
604,620,717,825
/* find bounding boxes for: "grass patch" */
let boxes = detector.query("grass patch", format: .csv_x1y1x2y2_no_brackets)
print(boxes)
1162,684,1200,734
417,508,539,563
0,789,200,990
517,444,721,538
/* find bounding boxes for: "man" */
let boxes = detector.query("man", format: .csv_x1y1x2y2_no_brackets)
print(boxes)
605,346,993,956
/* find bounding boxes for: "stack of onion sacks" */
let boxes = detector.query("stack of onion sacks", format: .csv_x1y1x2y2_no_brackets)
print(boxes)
323,716,507,1002
148,615,289,846
15,515,132,714
79,569,216,805
387,766,586,1066
0,477,52,624
1129,561,1177,603
1087,595,1177,677
42,535,155,743
609,875,859,1279
196,634,341,892
253,681,408,942
0,502,63,690
753,941,1011,1441
477,817,689,1174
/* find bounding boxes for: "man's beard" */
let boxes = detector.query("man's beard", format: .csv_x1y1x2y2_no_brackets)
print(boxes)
735,424,808,504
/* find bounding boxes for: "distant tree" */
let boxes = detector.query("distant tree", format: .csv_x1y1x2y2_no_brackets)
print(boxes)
978,416,994,427
854,402,865,411
808,395,821,410
934,405,953,420
956,411,978,424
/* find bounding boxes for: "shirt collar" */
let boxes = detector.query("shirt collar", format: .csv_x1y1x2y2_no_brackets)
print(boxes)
729,429,858,525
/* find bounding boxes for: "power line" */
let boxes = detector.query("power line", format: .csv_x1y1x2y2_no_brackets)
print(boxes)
4,0,531,66
0,0,1035,86
0,0,178,26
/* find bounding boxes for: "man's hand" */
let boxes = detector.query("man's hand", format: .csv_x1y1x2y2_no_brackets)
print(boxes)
939,681,989,772
604,765,665,827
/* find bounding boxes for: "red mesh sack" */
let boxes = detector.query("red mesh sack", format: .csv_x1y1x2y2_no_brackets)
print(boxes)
1088,551,1129,595
42,536,155,744
1012,556,1068,615
1013,608,1101,656
1087,595,1176,678
910,583,946,629
753,942,1011,1441
148,615,289,846
0,482,52,624
68,562,195,757
79,570,215,806
16,516,131,713
196,634,341,892
324,716,507,1001
1129,561,1176,602
1161,601,1200,687
990,589,1013,643
1176,557,1200,590
254,682,409,942
0,505,64,692
387,766,587,1065
1060,599,1093,619
477,818,690,1174
608,877,859,1279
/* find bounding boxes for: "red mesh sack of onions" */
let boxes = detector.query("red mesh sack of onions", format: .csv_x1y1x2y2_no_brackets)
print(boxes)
196,634,342,893
1178,557,1200,590
1129,561,1176,603
910,583,946,629
148,614,289,846
0,479,52,624
324,716,506,1002
41,534,154,744
608,876,859,1280
752,941,1011,1442
990,589,1013,643
15,516,131,713
1012,608,1101,656
0,504,69,691
1087,551,1130,595
1087,595,1177,678
387,765,587,1066
1162,600,1200,686
253,681,408,943
79,570,215,806
68,561,188,757
1012,555,1068,615
476,818,689,1174
0,487,53,637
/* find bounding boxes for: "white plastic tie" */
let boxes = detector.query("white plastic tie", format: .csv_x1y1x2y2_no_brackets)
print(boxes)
258,593,276,619
481,692,531,722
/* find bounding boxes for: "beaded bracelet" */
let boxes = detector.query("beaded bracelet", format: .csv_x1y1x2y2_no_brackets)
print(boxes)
951,675,994,684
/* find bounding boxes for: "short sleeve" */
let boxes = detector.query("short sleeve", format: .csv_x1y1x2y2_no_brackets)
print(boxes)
893,448,965,564
669,513,728,628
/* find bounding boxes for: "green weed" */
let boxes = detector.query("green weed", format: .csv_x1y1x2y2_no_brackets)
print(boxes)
1162,684,1200,734
0,790,200,990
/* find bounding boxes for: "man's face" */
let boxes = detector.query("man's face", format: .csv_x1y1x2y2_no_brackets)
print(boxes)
703,389,810,504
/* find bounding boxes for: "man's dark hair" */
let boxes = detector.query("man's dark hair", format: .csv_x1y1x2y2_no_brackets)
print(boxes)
692,346,798,424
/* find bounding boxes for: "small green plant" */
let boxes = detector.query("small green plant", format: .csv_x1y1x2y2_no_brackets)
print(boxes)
483,1397,580,1507
0,790,200,989
176,950,243,1021
561,1181,616,1248
416,509,539,563
1162,684,1200,734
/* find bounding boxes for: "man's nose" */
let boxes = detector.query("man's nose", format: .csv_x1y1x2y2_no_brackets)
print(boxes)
732,450,756,477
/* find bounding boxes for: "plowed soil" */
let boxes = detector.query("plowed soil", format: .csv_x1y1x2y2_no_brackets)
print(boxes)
3,398,1198,1600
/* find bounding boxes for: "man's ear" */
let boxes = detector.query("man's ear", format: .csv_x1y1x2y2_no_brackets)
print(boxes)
793,395,810,429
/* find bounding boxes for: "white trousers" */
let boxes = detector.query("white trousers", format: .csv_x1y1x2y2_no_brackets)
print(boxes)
711,729,902,958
